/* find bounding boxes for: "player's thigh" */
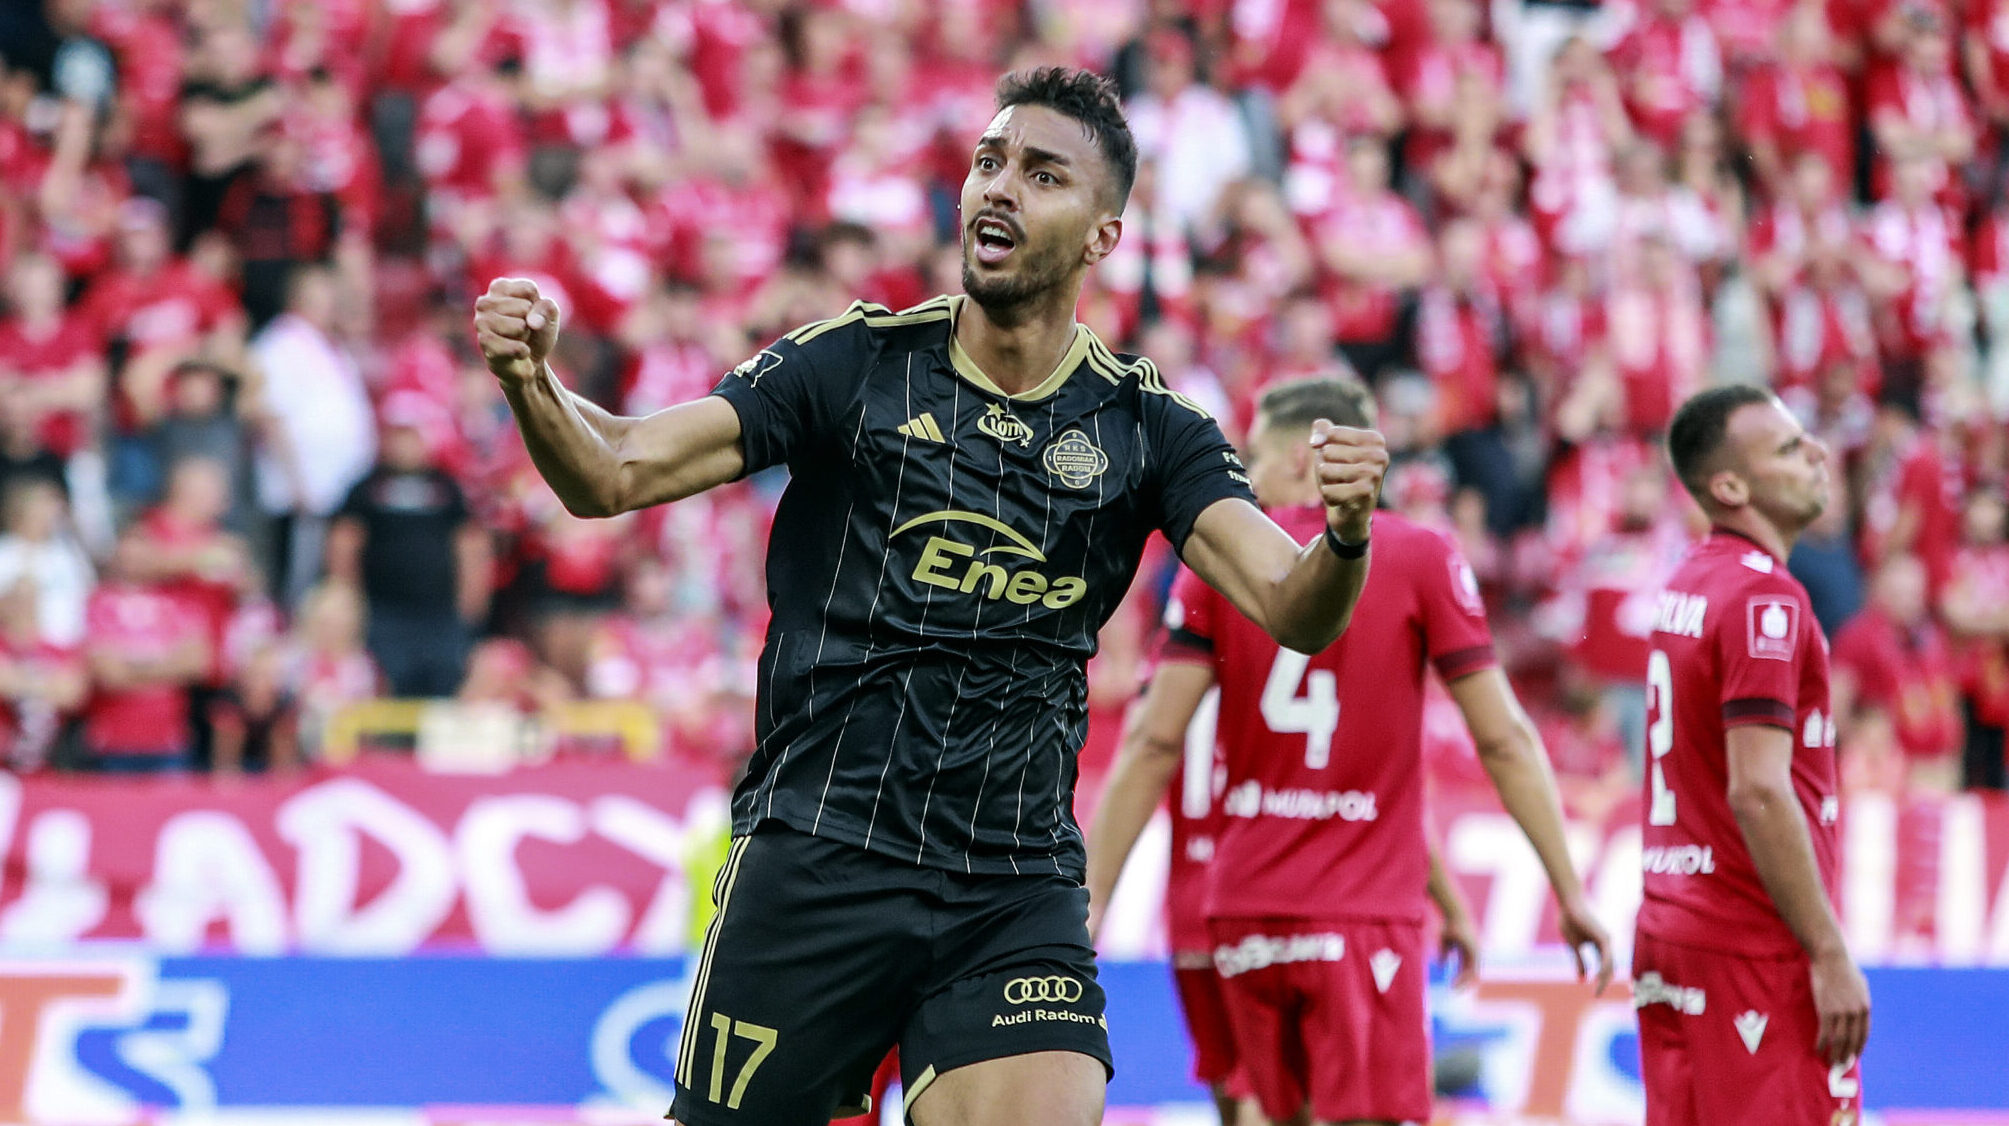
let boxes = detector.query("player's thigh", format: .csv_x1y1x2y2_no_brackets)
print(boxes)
1300,920,1430,1126
1209,918,1317,1124
899,872,1113,1119
1173,959,1242,1086
669,829,919,1126
906,1049,1105,1126
1685,946,1865,1126
1633,934,1703,1126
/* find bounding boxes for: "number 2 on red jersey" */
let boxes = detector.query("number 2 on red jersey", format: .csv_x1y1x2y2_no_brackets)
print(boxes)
1647,649,1676,826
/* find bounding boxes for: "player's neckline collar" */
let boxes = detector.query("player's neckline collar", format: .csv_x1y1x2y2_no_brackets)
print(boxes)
1709,525,1780,561
944,294,1091,402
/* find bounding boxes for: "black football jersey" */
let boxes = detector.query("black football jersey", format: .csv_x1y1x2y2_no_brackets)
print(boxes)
710,295,1257,879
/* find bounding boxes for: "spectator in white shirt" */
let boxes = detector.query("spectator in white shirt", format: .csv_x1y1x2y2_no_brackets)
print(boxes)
250,265,376,605
1125,29,1252,245
0,479,95,648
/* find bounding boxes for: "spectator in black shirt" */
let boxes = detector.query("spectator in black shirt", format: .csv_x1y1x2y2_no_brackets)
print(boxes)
177,21,280,241
209,640,299,774
326,391,490,696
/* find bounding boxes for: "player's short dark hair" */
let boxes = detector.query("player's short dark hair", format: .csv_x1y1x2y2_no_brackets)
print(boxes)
995,67,1137,212
1256,377,1377,432
1666,383,1777,503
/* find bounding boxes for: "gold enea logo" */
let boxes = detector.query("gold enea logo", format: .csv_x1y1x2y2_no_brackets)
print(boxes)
893,510,1087,609
1003,976,1084,1004
1042,429,1108,489
977,403,1033,447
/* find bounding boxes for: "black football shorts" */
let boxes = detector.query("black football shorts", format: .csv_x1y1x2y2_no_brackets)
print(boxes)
666,823,1112,1126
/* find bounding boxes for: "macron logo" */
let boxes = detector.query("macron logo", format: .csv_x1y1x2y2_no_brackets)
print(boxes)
1735,1010,1769,1054
1370,949,1401,994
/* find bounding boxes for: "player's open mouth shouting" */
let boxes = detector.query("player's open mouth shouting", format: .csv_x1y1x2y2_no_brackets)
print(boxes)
971,212,1021,266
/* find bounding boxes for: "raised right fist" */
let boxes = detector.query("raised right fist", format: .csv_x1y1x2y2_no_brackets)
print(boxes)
474,277,561,385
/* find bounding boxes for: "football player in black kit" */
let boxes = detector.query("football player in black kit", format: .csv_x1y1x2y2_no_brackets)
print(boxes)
475,67,1388,1126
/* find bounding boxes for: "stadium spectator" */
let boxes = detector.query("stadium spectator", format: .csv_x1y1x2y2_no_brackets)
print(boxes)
78,197,248,447
0,250,104,464
215,123,346,331
1866,12,1975,206
1787,469,1868,635
287,580,380,760
1536,680,1634,819
1317,136,1430,379
1607,232,1711,435
1400,0,1504,175
584,557,752,761
207,638,301,775
144,361,261,534
1606,0,1723,147
1941,486,2009,790
1544,460,1690,768
127,457,264,723
1415,218,1506,438
1127,29,1253,241
1524,38,1631,251
326,391,489,697
0,392,70,505
414,53,530,233
76,523,211,771
0,575,86,772
0,477,93,647
1835,553,1965,791
250,263,376,604
1740,7,1856,194
177,20,283,240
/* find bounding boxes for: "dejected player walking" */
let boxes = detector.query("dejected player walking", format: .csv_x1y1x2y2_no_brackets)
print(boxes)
1638,384,1870,1125
1086,377,1610,1126
473,68,1389,1126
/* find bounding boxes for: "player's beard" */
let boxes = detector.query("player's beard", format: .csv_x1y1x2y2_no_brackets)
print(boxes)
961,234,1072,315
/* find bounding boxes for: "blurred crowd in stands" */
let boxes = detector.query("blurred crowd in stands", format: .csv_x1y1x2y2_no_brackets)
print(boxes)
0,0,2007,799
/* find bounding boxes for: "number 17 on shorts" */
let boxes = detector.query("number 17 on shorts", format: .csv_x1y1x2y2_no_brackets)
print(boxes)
691,1014,779,1112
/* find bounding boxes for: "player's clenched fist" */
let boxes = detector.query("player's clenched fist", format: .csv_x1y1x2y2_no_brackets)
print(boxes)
1309,419,1389,542
474,277,561,386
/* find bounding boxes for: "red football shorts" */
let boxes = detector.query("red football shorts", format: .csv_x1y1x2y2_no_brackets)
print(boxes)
1172,954,1241,1087
1207,917,1430,1124
1634,933,1865,1126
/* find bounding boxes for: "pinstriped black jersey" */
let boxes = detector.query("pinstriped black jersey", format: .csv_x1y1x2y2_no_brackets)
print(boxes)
710,295,1256,879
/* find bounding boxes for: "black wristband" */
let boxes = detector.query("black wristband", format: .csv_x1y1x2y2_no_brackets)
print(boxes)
1324,525,1369,559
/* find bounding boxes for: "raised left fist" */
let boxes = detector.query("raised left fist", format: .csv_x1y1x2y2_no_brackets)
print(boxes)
1310,419,1389,543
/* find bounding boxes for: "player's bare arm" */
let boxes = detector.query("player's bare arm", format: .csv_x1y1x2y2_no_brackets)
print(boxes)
1725,724,1871,1065
1182,421,1388,654
1084,661,1218,940
475,277,745,517
1427,841,1480,989
1448,667,1614,993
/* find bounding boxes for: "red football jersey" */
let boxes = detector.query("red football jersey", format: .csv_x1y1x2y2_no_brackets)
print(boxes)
1831,606,1961,760
81,583,207,754
1162,507,1496,924
1161,680,1223,956
1637,530,1841,958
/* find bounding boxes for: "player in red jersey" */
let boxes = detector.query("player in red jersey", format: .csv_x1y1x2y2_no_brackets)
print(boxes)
1087,378,1610,1126
1091,666,1248,1126
1639,385,1869,1125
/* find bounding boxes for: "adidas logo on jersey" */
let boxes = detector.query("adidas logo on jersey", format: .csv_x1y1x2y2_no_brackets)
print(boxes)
897,412,947,443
